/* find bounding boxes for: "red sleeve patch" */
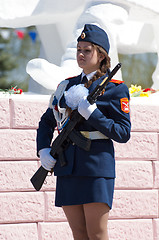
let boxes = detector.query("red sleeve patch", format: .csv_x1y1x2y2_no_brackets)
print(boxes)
120,98,130,113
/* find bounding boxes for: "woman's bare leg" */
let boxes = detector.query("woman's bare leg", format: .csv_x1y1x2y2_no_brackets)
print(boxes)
63,205,89,240
84,202,110,240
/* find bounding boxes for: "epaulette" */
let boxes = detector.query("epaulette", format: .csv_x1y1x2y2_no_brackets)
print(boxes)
65,76,78,80
109,79,124,84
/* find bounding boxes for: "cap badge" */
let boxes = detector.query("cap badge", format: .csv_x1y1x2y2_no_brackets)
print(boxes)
81,32,86,39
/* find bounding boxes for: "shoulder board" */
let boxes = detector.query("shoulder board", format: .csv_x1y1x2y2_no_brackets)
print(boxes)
109,79,124,84
65,76,78,80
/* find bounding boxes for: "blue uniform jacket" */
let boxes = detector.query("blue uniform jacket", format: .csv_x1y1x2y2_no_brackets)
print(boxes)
37,74,131,178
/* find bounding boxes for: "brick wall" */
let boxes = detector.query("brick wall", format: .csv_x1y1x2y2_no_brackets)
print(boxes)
0,94,158,240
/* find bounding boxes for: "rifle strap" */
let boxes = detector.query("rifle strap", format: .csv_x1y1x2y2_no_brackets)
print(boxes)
68,129,91,151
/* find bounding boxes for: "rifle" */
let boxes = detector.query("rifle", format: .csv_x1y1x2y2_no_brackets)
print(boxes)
30,63,122,191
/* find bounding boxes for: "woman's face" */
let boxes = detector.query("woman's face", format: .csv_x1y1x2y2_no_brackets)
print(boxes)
77,41,104,74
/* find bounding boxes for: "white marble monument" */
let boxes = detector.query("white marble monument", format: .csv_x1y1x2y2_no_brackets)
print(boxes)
0,0,159,93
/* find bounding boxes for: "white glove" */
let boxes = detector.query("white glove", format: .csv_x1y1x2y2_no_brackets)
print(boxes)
78,96,97,120
64,84,89,110
39,148,56,171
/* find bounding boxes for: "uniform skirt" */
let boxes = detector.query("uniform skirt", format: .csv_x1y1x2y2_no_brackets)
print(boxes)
55,175,115,209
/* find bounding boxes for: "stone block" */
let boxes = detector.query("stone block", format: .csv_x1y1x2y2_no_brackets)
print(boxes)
0,129,37,160
110,190,158,219
115,161,153,189
0,161,40,191
0,223,38,240
108,219,153,240
38,222,73,240
130,104,159,132
45,192,66,221
154,161,159,188
153,219,159,240
10,95,49,129
0,98,10,128
0,192,45,223
114,132,158,160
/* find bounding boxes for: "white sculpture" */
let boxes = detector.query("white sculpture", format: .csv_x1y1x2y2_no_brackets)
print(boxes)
0,0,159,93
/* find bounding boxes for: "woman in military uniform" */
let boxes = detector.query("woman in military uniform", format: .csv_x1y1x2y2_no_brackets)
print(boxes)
37,24,131,240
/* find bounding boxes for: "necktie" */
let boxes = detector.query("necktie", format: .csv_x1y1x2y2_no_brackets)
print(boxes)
81,76,88,84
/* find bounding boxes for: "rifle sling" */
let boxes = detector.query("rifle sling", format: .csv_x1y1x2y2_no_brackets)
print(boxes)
68,129,91,151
